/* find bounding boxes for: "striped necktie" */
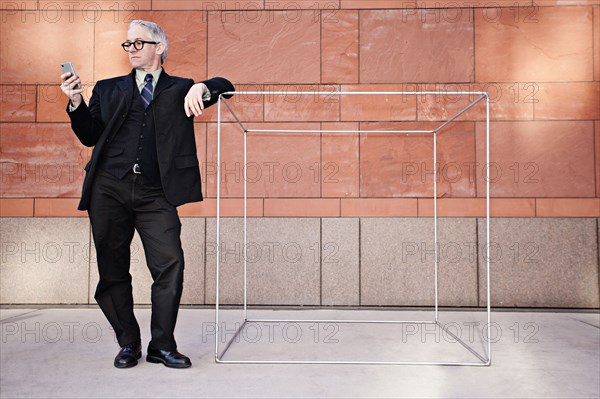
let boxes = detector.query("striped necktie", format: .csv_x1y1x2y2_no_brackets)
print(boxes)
140,73,153,109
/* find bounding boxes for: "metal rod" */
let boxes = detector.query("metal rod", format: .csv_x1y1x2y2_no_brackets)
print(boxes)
436,321,489,363
214,90,492,367
486,93,492,365
222,98,247,133
434,94,487,133
216,359,489,366
246,129,434,134
218,317,488,365
247,319,438,324
216,320,248,361
434,132,439,323
217,319,488,365
243,129,248,321
214,95,222,361
220,91,490,96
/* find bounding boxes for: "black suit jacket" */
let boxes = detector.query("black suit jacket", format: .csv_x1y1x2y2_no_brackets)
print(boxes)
68,70,234,211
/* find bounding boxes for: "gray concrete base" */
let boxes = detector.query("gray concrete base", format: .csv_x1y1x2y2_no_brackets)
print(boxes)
1,308,598,398
3,217,599,308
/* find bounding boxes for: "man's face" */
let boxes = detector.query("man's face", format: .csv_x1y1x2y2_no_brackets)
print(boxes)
125,24,164,71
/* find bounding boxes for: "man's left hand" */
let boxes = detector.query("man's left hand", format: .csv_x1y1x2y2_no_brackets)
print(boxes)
184,83,207,117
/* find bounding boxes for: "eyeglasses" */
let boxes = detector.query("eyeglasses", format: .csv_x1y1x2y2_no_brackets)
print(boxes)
121,40,159,52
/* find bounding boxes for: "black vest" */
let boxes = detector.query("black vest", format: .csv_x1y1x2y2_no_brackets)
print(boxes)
98,87,160,185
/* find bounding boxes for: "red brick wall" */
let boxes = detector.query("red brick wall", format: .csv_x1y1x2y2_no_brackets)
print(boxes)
1,0,599,217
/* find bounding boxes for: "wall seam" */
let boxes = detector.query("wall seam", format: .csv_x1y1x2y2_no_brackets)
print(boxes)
472,6,476,83
596,217,600,307
92,9,96,84
473,121,478,197
357,9,361,85
320,217,323,306
475,217,480,307
319,8,323,84
203,217,207,305
34,85,38,123
594,6,597,83
205,9,209,81
204,123,208,198
320,121,323,198
358,124,361,198
594,118,598,197
358,217,361,305
87,218,92,304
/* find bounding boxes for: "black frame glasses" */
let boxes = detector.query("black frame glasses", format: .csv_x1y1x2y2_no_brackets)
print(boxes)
121,40,159,52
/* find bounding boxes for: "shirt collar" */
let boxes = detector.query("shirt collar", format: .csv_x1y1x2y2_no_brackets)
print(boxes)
135,68,162,87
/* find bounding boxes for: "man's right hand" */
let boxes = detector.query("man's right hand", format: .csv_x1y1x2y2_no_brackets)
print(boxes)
60,72,83,109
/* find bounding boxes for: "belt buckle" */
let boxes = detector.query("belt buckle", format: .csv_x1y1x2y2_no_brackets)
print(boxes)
133,164,141,174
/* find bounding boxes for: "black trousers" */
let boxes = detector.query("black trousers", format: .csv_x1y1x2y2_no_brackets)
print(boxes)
88,169,184,351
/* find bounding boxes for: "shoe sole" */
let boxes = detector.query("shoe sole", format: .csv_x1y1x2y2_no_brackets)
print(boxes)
114,361,138,369
146,355,191,368
114,354,141,369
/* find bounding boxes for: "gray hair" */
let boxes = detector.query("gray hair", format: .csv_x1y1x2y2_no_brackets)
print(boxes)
129,20,169,64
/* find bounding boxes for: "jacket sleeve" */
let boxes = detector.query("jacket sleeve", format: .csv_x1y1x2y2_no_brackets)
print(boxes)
200,77,235,109
66,84,105,147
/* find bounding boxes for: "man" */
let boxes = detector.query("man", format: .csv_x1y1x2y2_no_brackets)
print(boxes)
60,20,234,369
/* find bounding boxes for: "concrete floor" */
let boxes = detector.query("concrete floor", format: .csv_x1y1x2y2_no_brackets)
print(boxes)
0,308,598,398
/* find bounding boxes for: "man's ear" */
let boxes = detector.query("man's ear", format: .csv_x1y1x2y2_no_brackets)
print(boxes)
156,42,165,57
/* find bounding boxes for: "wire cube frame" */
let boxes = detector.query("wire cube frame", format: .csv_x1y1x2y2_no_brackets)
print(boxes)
214,91,491,366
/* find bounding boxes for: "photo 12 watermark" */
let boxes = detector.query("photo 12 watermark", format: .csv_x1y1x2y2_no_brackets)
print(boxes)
1,320,118,344
206,240,340,264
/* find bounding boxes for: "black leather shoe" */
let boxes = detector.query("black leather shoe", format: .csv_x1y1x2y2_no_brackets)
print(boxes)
146,347,192,368
114,341,142,369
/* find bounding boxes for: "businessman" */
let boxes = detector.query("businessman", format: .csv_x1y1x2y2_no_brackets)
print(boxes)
60,20,234,369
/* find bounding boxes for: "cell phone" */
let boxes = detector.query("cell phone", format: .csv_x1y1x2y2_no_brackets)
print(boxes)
60,62,81,89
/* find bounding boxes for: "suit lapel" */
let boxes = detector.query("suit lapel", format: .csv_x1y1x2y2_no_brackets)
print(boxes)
101,71,135,143
116,70,135,98
114,70,135,112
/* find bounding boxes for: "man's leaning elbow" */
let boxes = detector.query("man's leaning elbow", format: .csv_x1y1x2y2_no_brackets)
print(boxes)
219,77,236,99
77,136,98,147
